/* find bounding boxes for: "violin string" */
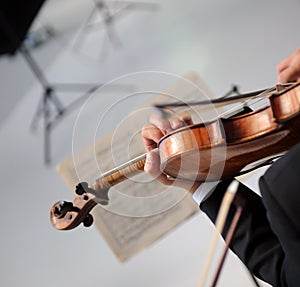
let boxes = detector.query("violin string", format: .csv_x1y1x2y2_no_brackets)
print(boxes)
162,86,277,121
156,82,293,111
211,86,276,119
204,82,293,119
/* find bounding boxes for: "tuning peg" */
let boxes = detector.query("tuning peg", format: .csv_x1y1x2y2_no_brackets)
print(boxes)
53,201,73,218
75,181,110,205
83,214,94,227
75,182,89,195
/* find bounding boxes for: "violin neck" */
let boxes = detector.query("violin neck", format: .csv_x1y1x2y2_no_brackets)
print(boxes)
92,152,148,190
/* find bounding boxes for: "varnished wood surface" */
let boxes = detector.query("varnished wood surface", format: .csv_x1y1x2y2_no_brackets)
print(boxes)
159,82,300,182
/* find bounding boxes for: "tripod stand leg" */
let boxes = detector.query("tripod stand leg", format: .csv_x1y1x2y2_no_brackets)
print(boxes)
30,97,43,130
97,1,121,46
46,87,65,115
43,89,51,164
45,122,51,164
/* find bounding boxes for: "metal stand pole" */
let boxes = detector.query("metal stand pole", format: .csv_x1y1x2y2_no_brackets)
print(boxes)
74,0,159,48
19,45,103,163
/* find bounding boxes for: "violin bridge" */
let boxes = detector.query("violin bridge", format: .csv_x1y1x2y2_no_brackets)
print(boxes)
275,84,286,93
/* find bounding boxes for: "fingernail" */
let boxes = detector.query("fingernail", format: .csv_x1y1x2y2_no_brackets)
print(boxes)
170,118,182,129
146,152,152,162
144,153,151,172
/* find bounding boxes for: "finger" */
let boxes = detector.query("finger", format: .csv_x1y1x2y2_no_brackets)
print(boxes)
276,48,300,82
276,56,292,75
180,115,193,126
150,112,192,132
278,65,300,83
276,49,300,74
144,150,172,185
166,108,193,127
144,150,203,191
150,113,174,134
141,123,164,152
170,114,193,129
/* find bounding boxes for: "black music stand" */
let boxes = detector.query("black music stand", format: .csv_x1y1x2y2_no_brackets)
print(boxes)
73,0,159,49
0,1,105,164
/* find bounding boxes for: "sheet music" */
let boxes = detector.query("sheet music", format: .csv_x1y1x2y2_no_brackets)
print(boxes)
57,72,214,262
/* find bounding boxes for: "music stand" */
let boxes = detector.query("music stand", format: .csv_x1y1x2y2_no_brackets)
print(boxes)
0,1,106,164
73,0,159,49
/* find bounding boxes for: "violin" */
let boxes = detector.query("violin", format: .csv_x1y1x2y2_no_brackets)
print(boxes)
50,81,300,231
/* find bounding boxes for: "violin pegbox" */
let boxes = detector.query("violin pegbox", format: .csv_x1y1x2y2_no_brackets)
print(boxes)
75,182,110,205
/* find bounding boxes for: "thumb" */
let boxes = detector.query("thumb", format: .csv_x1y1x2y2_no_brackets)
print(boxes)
144,150,161,178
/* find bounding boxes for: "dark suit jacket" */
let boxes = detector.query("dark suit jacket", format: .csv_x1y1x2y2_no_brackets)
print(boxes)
200,143,300,287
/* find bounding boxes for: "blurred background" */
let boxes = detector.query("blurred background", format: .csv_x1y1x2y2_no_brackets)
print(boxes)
1,0,299,286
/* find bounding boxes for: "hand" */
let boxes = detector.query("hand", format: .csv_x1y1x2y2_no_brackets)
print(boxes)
141,111,201,193
277,48,300,83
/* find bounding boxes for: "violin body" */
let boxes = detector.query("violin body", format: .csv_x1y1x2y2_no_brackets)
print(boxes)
159,82,300,182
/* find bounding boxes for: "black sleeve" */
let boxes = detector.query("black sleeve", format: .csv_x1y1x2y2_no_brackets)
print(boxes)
200,179,287,287
258,142,300,287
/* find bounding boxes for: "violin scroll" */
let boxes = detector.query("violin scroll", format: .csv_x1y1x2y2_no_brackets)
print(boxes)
50,182,110,230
